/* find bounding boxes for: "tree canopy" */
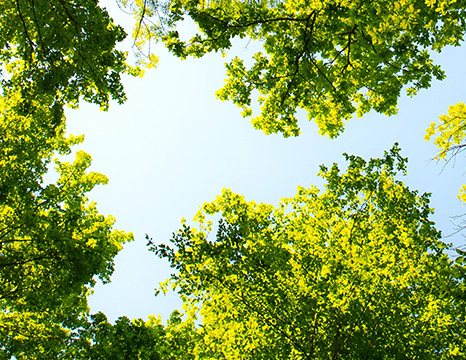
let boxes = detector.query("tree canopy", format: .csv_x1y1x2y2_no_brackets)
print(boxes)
2,0,466,358
0,1,135,357
0,97,133,357
1,0,138,111
65,310,201,360
154,146,466,359
125,0,466,137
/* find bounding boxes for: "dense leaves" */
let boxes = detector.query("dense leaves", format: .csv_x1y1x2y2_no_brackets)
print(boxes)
0,309,202,359
0,96,133,357
0,2,137,357
65,311,200,360
0,0,137,111
3,0,466,358
154,146,466,359
125,0,465,137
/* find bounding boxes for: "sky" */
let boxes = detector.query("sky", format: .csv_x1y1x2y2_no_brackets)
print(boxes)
63,1,466,323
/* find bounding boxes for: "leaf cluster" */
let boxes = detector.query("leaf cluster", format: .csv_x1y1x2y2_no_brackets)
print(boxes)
0,96,134,356
0,0,136,111
0,2,137,356
126,0,465,137
155,147,466,359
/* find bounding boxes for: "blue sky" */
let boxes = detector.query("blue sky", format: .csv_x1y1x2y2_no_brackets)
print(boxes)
64,1,466,323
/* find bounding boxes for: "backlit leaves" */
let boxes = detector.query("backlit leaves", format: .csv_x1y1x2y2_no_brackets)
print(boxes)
155,146,466,359
0,0,135,111
125,0,464,137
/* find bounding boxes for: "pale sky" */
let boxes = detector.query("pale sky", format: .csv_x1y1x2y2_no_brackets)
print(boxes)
64,1,466,323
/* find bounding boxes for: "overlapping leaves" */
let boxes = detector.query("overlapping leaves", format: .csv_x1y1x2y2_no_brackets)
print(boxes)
155,146,466,359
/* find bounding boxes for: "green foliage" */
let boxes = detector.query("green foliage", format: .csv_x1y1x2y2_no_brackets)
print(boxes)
0,96,133,357
0,87,132,296
425,102,466,202
154,146,466,359
0,0,137,111
425,102,466,161
3,0,466,358
71,312,168,360
0,89,134,359
125,0,465,137
50,310,203,360
424,102,466,260
0,1,148,358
